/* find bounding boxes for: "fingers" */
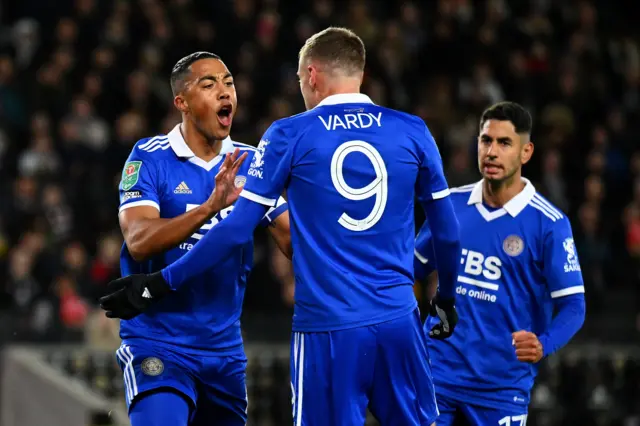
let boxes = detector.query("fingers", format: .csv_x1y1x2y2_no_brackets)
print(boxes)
107,277,129,292
515,348,539,362
232,152,248,172
224,149,240,168
512,330,536,343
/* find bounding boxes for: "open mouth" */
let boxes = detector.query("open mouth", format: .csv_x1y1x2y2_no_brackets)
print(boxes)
217,105,233,127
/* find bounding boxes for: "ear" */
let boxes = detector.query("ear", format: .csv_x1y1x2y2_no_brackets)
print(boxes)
174,95,188,114
307,64,317,91
521,141,534,165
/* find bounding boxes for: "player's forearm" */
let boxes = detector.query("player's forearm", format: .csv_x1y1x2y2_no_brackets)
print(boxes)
124,204,217,261
421,197,461,300
161,197,266,290
538,294,586,357
268,213,293,260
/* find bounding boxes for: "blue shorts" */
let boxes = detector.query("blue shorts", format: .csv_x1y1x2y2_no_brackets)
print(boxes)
435,393,528,426
115,340,247,426
290,309,437,426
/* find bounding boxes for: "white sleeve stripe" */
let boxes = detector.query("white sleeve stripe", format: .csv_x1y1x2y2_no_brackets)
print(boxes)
414,249,429,264
119,200,160,213
528,202,557,222
533,194,563,218
550,286,585,298
530,197,562,220
240,189,277,207
432,188,450,199
264,196,287,222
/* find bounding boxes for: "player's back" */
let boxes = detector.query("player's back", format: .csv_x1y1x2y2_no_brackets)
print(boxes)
279,94,436,331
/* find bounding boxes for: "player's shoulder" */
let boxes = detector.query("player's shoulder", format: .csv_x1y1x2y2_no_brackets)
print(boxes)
526,191,567,225
448,182,477,204
230,139,257,153
272,109,315,129
129,134,173,163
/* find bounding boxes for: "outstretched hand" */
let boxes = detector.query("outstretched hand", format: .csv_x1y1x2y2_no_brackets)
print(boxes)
206,148,248,213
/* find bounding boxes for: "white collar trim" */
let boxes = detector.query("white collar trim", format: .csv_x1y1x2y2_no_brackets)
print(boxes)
167,124,235,171
467,178,536,221
315,93,374,108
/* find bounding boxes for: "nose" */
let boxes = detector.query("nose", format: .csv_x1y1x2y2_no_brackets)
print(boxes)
485,141,498,158
218,88,230,100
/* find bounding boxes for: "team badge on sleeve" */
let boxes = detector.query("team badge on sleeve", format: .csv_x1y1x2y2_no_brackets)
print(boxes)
248,140,269,179
121,161,142,191
563,237,581,272
503,235,524,257
141,357,164,376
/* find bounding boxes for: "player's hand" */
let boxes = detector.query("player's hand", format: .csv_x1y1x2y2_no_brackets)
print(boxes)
206,148,248,213
99,272,172,320
512,330,543,363
428,294,458,339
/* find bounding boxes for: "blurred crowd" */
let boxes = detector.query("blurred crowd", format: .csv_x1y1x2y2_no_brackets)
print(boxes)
0,0,638,347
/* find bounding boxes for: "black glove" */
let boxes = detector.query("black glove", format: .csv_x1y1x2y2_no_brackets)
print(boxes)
99,272,172,320
428,294,458,339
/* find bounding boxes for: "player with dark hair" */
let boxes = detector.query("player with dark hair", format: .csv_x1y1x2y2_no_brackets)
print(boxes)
104,52,291,426
414,101,586,425
101,28,461,425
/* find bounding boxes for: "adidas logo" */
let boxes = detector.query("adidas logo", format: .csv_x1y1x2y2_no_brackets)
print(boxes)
174,181,192,194
142,288,152,298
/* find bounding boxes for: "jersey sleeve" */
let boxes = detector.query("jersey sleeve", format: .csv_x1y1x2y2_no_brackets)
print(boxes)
118,148,161,213
543,217,585,299
240,121,292,208
414,222,437,280
259,196,288,227
415,122,450,203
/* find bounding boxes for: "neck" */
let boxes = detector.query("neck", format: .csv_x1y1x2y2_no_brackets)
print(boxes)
316,76,362,104
482,173,525,208
180,120,222,162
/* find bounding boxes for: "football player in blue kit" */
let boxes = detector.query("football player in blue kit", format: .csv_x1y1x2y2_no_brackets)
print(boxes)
414,102,586,426
101,28,461,426
101,52,291,426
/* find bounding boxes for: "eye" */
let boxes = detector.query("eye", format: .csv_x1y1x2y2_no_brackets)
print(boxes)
203,84,214,89
225,81,234,87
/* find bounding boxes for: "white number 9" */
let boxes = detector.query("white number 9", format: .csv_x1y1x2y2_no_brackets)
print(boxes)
330,140,388,232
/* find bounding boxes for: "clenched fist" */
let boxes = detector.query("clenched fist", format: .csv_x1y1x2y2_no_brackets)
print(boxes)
512,330,543,363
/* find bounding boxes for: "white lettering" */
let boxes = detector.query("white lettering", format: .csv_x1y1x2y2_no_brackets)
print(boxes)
332,115,347,130
357,113,372,128
344,114,358,129
318,113,383,131
483,256,502,280
465,251,484,276
318,115,332,131
248,168,263,179
369,112,382,127
179,242,194,251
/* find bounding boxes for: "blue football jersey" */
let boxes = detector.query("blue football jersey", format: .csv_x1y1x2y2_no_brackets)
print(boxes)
416,179,585,410
118,125,287,354
239,93,450,332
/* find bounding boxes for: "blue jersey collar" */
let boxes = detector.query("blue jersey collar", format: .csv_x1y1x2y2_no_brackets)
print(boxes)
167,124,235,171
467,178,536,217
315,93,374,108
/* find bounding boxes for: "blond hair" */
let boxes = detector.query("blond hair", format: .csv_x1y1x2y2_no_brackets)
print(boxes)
299,27,366,75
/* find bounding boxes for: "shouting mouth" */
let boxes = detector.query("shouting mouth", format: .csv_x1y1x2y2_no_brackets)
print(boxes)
217,104,233,127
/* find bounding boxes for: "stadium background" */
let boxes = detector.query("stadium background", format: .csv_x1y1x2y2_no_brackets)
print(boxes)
0,0,638,425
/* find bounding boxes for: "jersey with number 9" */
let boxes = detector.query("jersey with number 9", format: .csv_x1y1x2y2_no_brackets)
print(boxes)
239,94,449,332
